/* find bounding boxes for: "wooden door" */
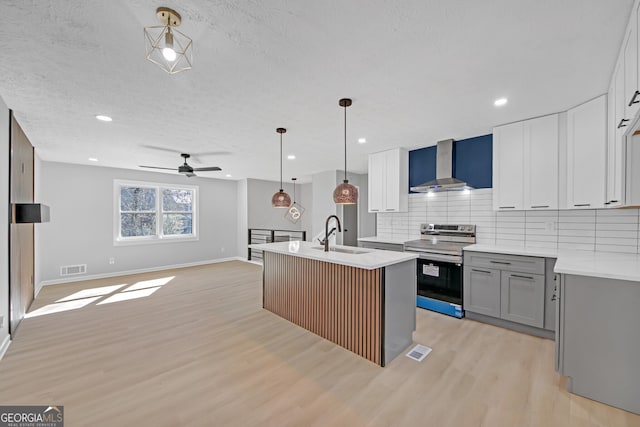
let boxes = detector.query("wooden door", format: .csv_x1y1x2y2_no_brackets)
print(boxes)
9,114,34,336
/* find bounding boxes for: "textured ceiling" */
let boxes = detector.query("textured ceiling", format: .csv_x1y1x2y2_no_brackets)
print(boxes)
0,0,633,182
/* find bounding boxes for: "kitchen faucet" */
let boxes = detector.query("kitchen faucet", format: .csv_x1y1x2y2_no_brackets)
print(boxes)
322,215,342,252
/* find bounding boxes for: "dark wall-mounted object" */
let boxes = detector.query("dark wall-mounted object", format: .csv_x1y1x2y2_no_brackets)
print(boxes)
12,203,50,223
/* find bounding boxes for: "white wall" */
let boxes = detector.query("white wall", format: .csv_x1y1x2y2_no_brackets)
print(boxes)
36,162,239,286
236,179,248,258
0,96,9,356
246,178,312,237
311,171,339,239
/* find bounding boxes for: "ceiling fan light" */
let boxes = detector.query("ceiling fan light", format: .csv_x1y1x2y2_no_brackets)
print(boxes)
272,190,291,208
333,180,358,204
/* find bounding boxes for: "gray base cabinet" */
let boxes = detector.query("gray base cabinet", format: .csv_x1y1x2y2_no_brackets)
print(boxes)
464,267,500,317
500,271,544,328
464,251,555,335
557,273,640,415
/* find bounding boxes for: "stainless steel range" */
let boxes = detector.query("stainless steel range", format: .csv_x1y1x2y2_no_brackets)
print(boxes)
404,224,476,318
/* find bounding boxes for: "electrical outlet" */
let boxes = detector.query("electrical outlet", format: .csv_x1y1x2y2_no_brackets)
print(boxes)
109,257,115,265
0,315,4,329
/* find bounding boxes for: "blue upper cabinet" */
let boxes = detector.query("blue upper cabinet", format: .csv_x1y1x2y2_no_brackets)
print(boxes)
408,134,492,192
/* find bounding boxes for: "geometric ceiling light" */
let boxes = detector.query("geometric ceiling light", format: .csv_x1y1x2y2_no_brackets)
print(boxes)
285,178,305,223
333,98,359,204
272,128,292,208
144,7,193,74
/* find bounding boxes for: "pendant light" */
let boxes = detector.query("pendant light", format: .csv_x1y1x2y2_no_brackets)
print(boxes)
272,128,292,208
144,7,193,74
285,178,306,223
333,98,359,204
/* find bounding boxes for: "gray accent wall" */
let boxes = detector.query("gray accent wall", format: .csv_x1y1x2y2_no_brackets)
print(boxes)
36,162,239,286
246,178,312,235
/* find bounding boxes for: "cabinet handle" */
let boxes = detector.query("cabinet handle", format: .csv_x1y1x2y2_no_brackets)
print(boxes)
629,91,640,106
530,205,549,209
490,260,511,265
498,206,515,209
472,268,492,274
511,274,534,280
610,200,619,203
573,203,591,207
604,202,610,205
370,209,380,212
385,209,394,211
618,118,629,128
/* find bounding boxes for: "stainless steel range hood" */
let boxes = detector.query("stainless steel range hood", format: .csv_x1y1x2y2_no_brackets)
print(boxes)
410,139,473,192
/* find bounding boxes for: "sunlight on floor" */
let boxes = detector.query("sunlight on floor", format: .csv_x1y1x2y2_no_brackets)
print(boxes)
123,276,175,292
27,276,177,317
96,287,161,305
55,284,127,302
26,297,102,318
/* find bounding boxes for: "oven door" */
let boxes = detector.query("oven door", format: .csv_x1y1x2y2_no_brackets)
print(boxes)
416,258,462,305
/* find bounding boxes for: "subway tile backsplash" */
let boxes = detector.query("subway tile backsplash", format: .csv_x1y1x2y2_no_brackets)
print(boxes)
376,189,640,253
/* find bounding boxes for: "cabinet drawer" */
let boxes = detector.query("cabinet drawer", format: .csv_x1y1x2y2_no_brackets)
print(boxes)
464,251,545,275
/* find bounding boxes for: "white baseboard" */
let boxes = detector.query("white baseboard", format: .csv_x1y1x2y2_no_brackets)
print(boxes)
37,257,245,288
0,333,10,361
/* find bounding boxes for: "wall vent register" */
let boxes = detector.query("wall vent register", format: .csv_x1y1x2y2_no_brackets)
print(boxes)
60,264,87,276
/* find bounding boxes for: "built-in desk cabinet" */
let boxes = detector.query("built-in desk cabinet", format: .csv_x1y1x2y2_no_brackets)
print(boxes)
464,251,556,338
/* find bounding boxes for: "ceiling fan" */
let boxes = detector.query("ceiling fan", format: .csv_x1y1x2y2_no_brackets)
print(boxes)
139,153,222,177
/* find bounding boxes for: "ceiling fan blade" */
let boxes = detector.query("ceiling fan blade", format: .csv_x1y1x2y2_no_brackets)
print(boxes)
139,165,176,171
192,166,222,172
140,145,181,154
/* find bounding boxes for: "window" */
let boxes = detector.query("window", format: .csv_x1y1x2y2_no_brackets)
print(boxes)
114,180,197,244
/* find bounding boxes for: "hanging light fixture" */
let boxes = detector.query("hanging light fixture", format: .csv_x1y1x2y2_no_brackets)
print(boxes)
144,7,193,74
272,128,292,208
285,178,306,223
333,98,359,204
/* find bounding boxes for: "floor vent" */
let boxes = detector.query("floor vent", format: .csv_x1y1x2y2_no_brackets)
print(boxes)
406,344,432,362
60,264,87,276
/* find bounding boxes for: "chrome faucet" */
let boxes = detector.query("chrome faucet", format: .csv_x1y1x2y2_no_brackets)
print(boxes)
323,215,342,252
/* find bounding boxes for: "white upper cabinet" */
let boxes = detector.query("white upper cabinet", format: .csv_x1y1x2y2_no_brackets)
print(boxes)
524,114,559,210
608,60,626,207
368,148,408,213
493,114,558,211
493,121,524,210
566,95,607,209
624,16,640,122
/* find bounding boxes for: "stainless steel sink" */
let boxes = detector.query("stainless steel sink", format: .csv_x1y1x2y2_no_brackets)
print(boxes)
311,246,369,255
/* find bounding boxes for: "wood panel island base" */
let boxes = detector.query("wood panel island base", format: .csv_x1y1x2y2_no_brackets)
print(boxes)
252,242,418,366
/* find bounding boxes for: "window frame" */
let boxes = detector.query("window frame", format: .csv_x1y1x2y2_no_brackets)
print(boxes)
114,179,199,246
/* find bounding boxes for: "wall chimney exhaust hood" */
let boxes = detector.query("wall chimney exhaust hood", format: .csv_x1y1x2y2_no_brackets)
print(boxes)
410,139,473,192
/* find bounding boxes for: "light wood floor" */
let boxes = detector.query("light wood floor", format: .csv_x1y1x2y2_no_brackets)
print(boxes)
0,261,638,427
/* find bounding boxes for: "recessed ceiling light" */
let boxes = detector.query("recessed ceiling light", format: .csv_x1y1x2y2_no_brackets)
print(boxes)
494,98,508,107
358,138,366,144
95,115,112,122
287,155,296,160
88,157,98,162
225,174,232,178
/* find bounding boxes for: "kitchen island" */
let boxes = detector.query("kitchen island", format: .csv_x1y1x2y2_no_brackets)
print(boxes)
250,241,418,366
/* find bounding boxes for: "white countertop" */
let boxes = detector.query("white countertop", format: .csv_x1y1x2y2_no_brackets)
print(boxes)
357,236,410,245
250,241,418,270
464,244,640,282
463,244,558,258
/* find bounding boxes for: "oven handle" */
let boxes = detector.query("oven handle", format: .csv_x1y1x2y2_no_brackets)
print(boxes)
409,252,462,264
